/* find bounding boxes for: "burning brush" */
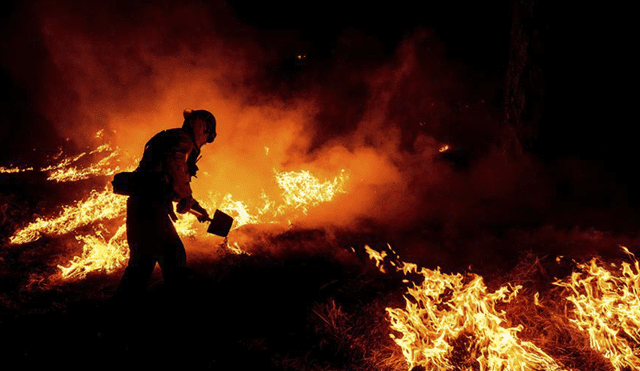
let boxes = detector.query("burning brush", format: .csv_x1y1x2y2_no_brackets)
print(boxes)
5,134,640,371
363,245,640,371
554,246,640,371
6,136,349,281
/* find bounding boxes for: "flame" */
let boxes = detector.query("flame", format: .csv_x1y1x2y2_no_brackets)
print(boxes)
9,187,127,245
57,215,199,280
554,246,640,371
46,147,120,182
40,151,88,173
173,213,198,238
212,193,261,228
58,224,128,280
9,142,349,280
220,240,246,255
364,245,567,371
205,169,349,229
2,139,120,181
275,169,348,214
534,292,541,307
0,165,34,173
365,245,388,273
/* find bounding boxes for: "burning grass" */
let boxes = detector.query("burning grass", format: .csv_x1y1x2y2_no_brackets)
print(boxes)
6,140,349,281
354,245,639,371
2,139,639,371
2,220,640,370
553,246,640,371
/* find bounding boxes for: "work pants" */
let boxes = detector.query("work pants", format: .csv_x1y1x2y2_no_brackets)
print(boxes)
117,195,186,296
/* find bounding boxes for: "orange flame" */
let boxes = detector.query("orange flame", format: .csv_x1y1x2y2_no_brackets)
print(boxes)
554,246,640,371
204,169,349,228
275,169,348,214
0,165,34,173
364,245,388,273
9,187,127,245
9,143,349,280
58,224,128,280
364,245,567,371
1,139,120,181
46,147,120,182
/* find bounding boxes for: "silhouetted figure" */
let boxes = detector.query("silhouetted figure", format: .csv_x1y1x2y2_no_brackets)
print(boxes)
117,109,216,298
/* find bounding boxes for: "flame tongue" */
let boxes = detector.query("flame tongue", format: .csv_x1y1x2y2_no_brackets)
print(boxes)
275,169,348,214
365,246,567,371
8,141,350,280
46,148,120,182
9,188,127,245
58,223,128,280
554,246,640,371
0,165,34,173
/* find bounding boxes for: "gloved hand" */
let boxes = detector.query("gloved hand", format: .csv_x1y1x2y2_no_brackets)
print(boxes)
176,197,194,214
191,201,210,222
196,209,209,223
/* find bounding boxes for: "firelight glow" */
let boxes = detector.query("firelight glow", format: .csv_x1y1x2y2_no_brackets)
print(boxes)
8,140,349,280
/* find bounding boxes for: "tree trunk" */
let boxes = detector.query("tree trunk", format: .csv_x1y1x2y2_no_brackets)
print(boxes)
502,0,546,154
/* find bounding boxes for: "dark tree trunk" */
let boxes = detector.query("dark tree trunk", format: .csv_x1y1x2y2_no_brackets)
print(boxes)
502,0,546,154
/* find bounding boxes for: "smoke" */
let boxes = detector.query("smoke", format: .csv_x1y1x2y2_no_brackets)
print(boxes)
4,0,632,270
0,0,548,230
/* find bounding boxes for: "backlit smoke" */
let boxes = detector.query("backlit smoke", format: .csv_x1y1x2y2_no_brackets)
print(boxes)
3,0,620,268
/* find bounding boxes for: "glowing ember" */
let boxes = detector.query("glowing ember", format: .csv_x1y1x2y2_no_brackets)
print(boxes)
0,165,34,173
439,144,449,152
365,245,388,273
364,245,567,371
220,240,246,255
554,246,640,371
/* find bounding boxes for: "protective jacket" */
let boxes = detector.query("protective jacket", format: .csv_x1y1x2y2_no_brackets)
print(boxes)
136,128,201,206
117,128,200,295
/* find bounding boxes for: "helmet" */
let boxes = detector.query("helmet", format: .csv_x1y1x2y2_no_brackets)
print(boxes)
182,109,216,143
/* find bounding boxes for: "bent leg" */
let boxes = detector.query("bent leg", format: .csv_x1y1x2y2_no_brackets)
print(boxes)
158,220,187,291
116,256,155,298
116,196,160,299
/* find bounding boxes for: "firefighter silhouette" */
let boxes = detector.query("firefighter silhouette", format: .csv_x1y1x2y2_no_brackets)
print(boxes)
117,109,216,296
